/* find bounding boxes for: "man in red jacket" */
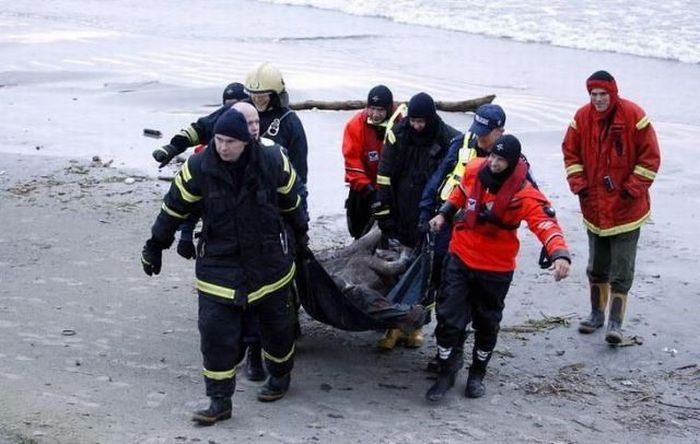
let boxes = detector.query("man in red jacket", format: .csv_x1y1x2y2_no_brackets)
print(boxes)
342,85,395,238
562,70,660,344
426,135,571,402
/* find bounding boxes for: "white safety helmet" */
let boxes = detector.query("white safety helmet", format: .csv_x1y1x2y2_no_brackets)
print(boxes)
245,62,286,95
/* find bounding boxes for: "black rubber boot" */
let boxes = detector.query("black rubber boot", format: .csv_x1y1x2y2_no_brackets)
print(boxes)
578,283,609,334
245,344,266,382
425,348,462,402
465,349,490,398
605,292,627,345
192,397,232,425
427,330,467,373
257,373,291,402
426,370,456,402
465,368,486,398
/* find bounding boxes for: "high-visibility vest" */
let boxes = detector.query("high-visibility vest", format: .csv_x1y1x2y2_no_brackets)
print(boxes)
438,132,479,201
384,104,408,145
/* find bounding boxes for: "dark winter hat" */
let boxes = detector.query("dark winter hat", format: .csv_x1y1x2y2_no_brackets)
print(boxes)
367,84,393,112
407,92,436,119
469,104,506,136
586,70,618,96
214,108,252,143
222,82,247,104
491,134,521,166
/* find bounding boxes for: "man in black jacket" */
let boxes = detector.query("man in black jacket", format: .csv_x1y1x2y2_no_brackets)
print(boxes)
373,92,460,349
141,108,308,425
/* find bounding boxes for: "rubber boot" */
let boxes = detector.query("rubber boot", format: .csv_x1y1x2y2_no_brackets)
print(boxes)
605,292,627,345
377,328,403,350
425,347,463,402
427,330,467,373
578,282,610,334
192,396,232,425
257,373,291,402
465,349,491,399
404,328,424,348
245,343,266,382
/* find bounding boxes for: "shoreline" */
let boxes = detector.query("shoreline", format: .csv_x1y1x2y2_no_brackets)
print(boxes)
1,1,699,442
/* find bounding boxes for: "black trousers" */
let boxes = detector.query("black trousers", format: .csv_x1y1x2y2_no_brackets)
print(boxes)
345,188,373,239
198,286,295,398
435,254,512,353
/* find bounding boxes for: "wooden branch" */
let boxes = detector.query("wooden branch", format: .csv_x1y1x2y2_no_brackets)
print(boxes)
289,94,496,112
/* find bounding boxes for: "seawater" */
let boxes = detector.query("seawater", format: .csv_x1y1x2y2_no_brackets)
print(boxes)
258,0,700,64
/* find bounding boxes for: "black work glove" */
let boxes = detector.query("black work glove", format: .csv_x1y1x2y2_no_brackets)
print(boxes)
577,188,589,200
141,239,164,276
176,239,196,260
620,188,633,200
152,144,179,168
152,135,189,167
371,201,395,235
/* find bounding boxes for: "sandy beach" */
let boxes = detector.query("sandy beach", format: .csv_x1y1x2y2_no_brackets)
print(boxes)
1,1,699,442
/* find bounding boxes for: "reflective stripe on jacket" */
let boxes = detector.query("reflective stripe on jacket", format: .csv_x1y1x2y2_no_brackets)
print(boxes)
151,140,306,305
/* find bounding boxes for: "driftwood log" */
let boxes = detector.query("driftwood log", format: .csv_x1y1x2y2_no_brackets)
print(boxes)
289,94,495,112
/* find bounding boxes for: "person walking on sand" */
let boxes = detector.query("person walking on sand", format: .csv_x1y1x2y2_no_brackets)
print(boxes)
418,103,505,371
562,70,660,344
141,108,308,425
425,135,571,402
342,84,398,239
176,101,284,383
373,92,460,350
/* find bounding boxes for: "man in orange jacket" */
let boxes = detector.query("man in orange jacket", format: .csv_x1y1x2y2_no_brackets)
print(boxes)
342,85,395,238
562,70,660,344
426,135,571,402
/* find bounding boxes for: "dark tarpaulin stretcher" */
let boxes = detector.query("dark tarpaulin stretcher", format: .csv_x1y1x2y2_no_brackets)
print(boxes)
295,244,433,332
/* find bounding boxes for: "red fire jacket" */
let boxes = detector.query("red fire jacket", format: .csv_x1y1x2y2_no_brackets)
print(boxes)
562,98,661,236
447,159,569,272
342,109,388,191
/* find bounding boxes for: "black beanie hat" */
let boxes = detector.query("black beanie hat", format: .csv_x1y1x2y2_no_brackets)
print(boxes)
407,92,436,119
214,108,252,143
222,82,247,104
367,84,393,112
491,134,521,166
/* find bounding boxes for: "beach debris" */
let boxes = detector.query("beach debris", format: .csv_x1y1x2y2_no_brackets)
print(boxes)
124,177,136,185
617,335,644,347
502,312,576,333
663,347,678,356
143,128,162,139
90,156,114,168
288,94,495,112
7,182,37,195
61,329,76,336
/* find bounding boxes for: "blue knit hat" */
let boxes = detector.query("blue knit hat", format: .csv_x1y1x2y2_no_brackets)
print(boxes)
214,108,252,142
